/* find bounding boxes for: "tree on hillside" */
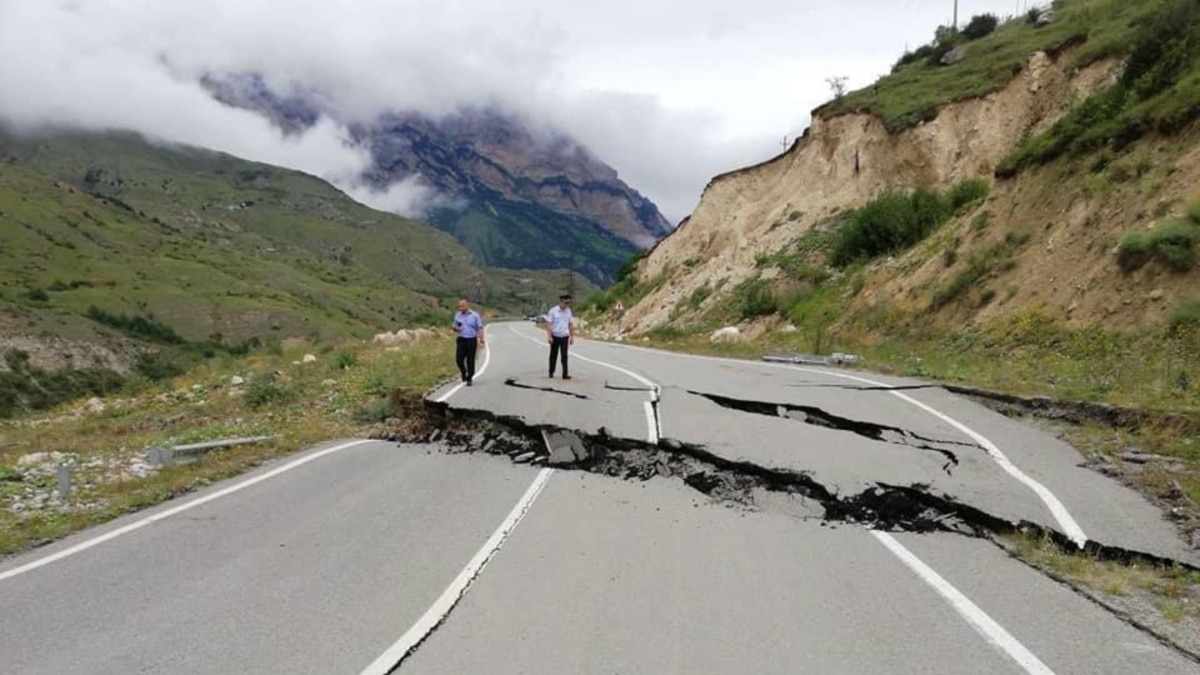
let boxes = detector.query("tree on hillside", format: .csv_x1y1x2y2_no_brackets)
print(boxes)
826,76,849,101
962,14,999,40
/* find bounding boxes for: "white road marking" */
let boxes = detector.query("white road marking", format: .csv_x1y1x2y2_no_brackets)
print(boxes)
799,368,1088,547
643,401,659,444
0,439,374,582
873,531,1056,675
358,467,555,675
433,339,493,403
506,323,663,440
581,339,1089,547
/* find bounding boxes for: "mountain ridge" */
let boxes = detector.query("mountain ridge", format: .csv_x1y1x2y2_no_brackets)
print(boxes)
203,74,671,282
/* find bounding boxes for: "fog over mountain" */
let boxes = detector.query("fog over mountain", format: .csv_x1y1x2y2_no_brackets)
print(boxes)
0,0,1025,222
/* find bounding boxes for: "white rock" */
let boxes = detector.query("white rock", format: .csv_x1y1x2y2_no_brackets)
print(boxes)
302,354,318,364
781,324,799,334
322,379,338,387
230,375,246,386
710,326,742,343
84,397,106,414
18,451,63,468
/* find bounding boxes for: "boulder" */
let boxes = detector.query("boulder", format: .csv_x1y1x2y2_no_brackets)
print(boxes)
84,397,106,414
1035,10,1055,28
710,326,742,343
230,375,246,387
940,45,969,66
302,354,318,364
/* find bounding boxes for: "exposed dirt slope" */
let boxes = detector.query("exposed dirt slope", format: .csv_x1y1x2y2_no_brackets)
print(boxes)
621,51,1124,332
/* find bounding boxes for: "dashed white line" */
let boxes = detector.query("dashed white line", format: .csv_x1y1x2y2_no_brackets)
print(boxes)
0,439,375,582
358,467,555,675
872,531,1057,675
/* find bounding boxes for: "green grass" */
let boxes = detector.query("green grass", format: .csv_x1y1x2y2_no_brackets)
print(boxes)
1171,298,1200,332
998,0,1200,177
0,131,586,341
818,0,1157,132
1119,219,1200,272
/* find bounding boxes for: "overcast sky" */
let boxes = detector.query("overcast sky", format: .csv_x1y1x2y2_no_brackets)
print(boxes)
0,0,1037,222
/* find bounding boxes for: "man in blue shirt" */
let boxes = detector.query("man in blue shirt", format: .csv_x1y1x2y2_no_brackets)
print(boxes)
452,298,485,386
544,294,574,380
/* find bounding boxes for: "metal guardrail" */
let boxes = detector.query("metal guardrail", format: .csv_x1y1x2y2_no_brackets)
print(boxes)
762,352,860,367
52,436,278,500
146,435,277,466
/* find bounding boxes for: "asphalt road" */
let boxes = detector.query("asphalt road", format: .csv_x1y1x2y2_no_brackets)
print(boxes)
1,322,1195,674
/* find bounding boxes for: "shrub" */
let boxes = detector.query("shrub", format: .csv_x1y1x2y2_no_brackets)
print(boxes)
1188,201,1200,224
24,287,49,302
243,374,291,409
1169,298,1200,332
962,14,999,41
1004,230,1032,247
831,187,952,267
134,352,186,381
87,306,186,345
1117,220,1200,272
336,351,359,370
738,278,781,319
950,179,990,211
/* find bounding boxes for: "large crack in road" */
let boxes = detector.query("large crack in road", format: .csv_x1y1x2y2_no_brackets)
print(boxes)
380,398,1198,573
689,390,966,475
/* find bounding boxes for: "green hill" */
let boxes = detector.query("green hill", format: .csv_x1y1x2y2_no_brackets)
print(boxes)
0,130,593,416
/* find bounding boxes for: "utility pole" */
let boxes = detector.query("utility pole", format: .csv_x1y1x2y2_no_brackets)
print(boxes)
953,0,959,29
780,135,789,153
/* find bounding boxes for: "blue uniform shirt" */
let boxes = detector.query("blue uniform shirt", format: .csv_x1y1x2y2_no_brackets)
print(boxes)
455,310,483,339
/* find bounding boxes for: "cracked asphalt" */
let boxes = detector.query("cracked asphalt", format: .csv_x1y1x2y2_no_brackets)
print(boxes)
1,322,1196,674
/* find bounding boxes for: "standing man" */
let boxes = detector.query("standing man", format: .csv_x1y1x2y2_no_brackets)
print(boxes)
452,298,484,386
545,294,574,380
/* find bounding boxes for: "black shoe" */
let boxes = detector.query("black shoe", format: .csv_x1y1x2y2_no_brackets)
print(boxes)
549,371,555,378
467,379,473,387
562,375,572,380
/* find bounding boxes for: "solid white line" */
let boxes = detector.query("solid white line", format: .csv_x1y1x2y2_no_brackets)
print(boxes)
582,339,1088,547
794,367,1087,548
872,531,1056,675
0,439,375,582
643,401,659,444
358,467,555,675
433,338,493,403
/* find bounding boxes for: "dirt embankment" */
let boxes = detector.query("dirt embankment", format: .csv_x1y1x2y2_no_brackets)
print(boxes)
621,52,1123,333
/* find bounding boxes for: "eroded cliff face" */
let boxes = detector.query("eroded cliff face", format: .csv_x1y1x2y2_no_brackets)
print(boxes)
622,52,1120,332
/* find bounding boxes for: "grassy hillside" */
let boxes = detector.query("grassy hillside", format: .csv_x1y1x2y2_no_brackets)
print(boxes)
0,130,593,416
0,132,589,336
429,198,638,286
818,0,1161,131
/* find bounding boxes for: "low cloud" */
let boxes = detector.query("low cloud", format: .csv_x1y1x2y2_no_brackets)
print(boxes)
0,0,1027,224
347,175,460,219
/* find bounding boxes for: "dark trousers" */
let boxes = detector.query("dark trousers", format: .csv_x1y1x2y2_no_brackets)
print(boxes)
456,337,478,381
549,336,569,376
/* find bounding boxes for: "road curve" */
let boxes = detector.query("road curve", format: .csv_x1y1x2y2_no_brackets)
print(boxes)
0,322,1195,674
